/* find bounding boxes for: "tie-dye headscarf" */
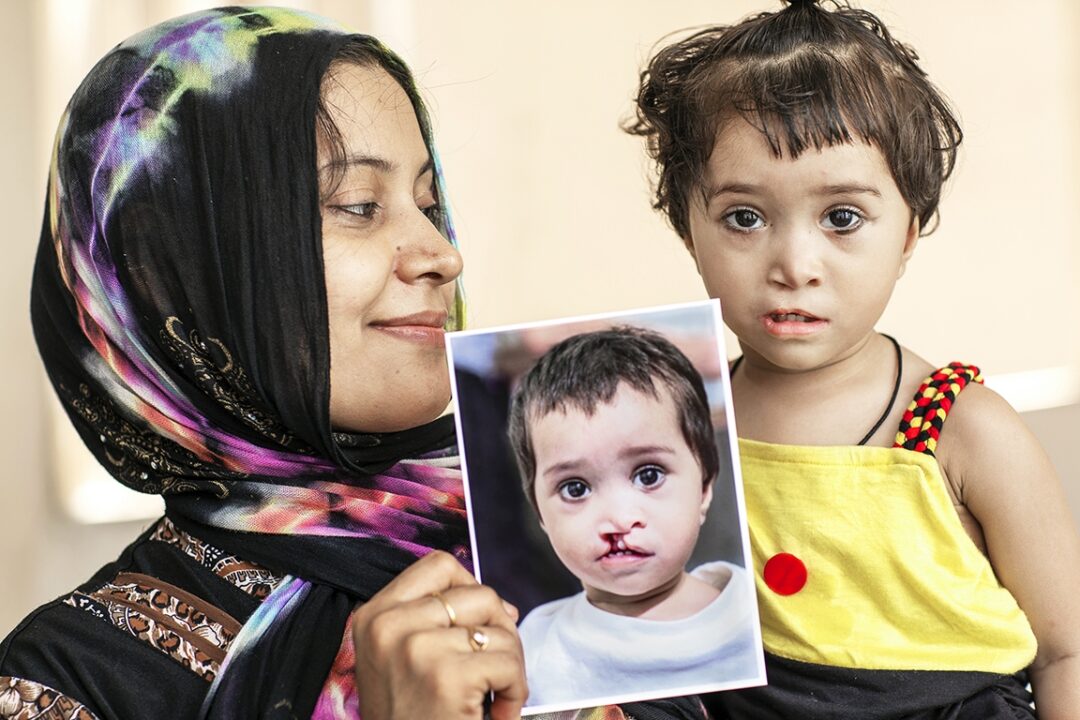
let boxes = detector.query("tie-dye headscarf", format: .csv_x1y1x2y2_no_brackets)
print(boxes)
31,7,468,718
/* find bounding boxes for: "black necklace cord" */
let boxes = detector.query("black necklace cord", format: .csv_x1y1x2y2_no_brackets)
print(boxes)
727,333,903,446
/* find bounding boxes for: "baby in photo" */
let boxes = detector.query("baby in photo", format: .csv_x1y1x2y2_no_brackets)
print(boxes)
508,326,758,708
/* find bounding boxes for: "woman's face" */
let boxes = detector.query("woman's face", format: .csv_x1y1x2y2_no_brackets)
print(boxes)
319,63,463,433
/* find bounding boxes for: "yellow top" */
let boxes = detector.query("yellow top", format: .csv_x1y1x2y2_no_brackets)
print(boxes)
740,437,1037,673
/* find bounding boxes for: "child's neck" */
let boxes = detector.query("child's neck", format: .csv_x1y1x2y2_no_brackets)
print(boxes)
732,333,904,447
585,569,726,620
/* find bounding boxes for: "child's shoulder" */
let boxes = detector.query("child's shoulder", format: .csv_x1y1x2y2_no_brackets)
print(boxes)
894,343,1013,452
908,350,1049,514
936,377,1035,481
518,594,577,635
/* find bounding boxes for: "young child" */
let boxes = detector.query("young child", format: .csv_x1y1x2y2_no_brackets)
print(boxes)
507,327,760,708
624,1,1080,718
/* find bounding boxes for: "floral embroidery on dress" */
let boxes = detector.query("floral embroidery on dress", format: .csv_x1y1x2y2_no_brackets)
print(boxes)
0,676,98,720
150,517,281,599
56,381,231,498
160,317,310,451
64,572,241,682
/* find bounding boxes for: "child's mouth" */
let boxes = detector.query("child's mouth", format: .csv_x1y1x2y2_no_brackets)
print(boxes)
599,536,653,562
762,308,827,336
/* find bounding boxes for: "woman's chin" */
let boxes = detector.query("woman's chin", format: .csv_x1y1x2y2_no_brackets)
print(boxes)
330,395,451,434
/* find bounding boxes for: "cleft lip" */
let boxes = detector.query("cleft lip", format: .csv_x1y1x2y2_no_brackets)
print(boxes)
597,535,653,560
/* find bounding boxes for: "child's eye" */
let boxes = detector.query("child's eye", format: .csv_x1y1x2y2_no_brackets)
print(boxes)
721,208,765,232
632,465,666,490
557,479,590,501
822,207,864,232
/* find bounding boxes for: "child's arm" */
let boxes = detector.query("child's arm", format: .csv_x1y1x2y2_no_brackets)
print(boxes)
938,383,1080,719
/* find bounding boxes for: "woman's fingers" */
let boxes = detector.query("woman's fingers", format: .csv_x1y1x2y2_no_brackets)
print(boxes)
356,622,527,719
422,584,520,632
370,550,479,606
352,552,527,720
401,625,518,664
361,586,521,671
360,570,518,650
399,626,527,719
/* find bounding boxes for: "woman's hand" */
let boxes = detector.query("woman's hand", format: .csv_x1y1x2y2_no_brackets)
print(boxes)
352,551,527,720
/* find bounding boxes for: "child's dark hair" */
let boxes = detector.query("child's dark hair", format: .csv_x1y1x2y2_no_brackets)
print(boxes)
624,0,962,244
508,326,719,509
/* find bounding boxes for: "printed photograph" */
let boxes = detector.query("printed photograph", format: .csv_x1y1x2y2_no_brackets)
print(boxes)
448,300,765,715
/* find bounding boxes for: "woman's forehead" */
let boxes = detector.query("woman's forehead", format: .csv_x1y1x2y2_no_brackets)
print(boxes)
318,64,430,177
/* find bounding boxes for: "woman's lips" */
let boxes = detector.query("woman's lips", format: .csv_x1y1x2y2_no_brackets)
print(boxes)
762,308,828,337
370,310,448,346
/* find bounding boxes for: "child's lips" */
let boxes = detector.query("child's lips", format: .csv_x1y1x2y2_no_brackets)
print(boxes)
762,308,828,337
597,538,653,563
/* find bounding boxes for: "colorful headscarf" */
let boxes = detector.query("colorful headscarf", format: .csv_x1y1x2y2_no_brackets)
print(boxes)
31,7,468,718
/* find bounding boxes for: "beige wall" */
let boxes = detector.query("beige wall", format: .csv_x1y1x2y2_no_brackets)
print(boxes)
2,1,1077,632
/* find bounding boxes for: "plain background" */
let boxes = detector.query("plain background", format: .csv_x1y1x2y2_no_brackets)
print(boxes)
2,0,1078,633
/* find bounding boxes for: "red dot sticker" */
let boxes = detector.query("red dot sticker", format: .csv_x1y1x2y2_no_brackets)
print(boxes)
763,552,807,595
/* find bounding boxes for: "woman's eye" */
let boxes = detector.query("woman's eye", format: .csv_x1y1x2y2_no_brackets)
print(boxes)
422,204,443,224
557,479,590,501
336,202,379,219
822,207,863,232
721,208,765,232
632,465,666,490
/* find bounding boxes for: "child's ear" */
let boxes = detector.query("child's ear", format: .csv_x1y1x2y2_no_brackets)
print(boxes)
534,502,547,532
897,215,920,279
699,481,714,526
684,235,699,265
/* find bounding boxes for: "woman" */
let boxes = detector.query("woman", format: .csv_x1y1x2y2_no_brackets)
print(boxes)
0,7,717,719
0,7,524,719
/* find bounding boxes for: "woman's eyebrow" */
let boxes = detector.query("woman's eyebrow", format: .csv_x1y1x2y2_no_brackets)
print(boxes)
320,155,434,181
319,153,393,174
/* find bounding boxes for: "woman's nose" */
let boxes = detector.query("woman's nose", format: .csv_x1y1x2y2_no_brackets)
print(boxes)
396,207,464,286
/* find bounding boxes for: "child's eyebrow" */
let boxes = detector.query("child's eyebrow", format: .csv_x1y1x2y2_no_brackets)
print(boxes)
817,183,882,198
703,182,762,202
619,444,677,459
703,182,883,205
540,458,587,478
538,445,676,479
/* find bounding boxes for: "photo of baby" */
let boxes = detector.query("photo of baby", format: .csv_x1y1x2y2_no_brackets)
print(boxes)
448,301,765,714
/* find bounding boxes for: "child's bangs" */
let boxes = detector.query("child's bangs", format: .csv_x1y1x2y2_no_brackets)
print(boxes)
704,47,895,161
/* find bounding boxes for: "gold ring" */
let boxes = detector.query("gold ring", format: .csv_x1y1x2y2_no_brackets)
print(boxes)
467,626,490,652
431,591,457,626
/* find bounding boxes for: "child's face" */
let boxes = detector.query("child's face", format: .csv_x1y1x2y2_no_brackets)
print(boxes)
687,117,919,372
530,382,713,603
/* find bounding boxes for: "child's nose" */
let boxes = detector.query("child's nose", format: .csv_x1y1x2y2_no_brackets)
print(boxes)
768,225,824,289
597,494,646,534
